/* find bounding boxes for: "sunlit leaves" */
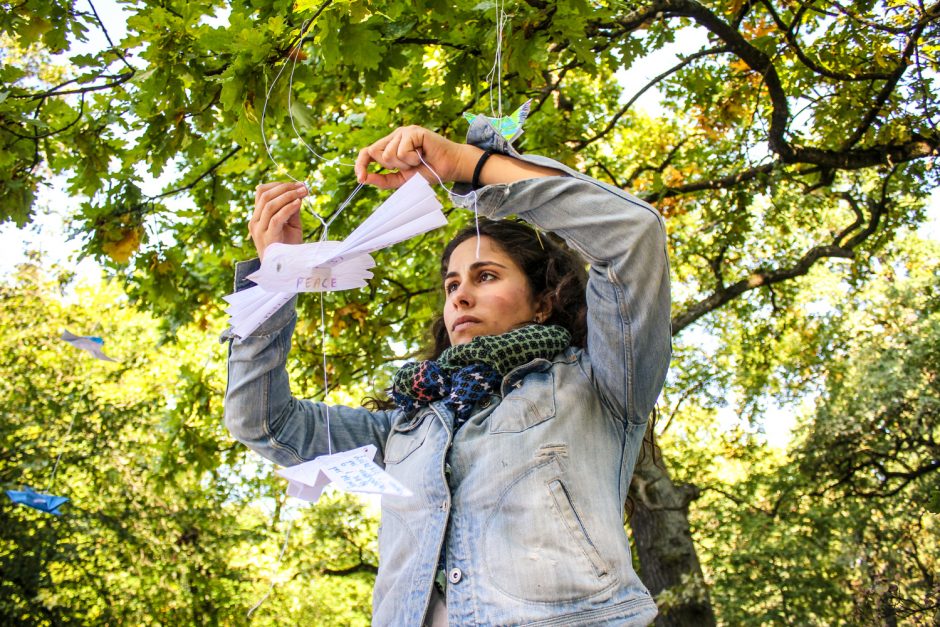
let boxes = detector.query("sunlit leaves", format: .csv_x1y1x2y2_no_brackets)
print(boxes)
662,234,940,623
0,263,376,624
0,0,937,621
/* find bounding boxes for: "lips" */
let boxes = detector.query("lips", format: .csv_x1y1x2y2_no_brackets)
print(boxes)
452,315,481,332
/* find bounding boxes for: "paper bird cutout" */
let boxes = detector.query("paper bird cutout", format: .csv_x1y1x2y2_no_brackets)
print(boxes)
61,330,117,362
6,486,69,515
224,174,446,338
276,445,412,503
463,99,532,143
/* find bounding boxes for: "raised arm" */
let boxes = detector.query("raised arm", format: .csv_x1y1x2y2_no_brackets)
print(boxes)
223,184,395,467
356,123,671,423
354,125,562,188
472,165,671,423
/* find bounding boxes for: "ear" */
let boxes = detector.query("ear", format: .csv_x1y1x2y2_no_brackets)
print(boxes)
534,294,553,323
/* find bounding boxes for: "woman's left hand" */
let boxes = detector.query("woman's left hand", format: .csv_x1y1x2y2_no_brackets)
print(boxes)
355,125,476,189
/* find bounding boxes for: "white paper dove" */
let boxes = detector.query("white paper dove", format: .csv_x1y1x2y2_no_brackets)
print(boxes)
276,445,412,503
61,330,118,362
224,175,447,338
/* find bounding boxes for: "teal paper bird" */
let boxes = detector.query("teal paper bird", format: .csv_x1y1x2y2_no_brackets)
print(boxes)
463,100,532,143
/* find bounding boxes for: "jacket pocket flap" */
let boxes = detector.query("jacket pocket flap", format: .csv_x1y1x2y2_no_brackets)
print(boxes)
490,371,556,433
384,410,432,464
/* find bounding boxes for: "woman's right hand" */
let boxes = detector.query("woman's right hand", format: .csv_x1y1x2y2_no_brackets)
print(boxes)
249,182,308,259
355,125,475,190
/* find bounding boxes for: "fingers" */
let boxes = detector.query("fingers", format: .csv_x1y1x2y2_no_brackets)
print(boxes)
251,128,454,249
359,168,413,190
252,182,306,225
356,126,440,187
380,129,423,170
249,181,307,258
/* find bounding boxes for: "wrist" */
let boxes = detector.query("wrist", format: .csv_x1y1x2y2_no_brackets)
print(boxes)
456,145,486,183
471,149,496,190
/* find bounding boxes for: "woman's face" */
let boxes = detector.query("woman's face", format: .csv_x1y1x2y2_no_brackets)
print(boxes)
443,236,542,345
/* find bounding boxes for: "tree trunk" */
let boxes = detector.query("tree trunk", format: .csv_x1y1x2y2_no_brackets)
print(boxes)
629,435,716,627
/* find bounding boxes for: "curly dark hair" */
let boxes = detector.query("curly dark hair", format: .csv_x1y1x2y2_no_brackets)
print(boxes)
425,218,588,359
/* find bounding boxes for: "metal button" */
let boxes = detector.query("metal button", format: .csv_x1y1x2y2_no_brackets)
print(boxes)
448,567,463,584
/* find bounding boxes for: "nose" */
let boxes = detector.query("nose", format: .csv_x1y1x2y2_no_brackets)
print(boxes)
450,281,474,308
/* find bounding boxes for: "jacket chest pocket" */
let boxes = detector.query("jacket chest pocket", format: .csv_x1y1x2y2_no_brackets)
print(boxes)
383,410,433,464
490,371,556,434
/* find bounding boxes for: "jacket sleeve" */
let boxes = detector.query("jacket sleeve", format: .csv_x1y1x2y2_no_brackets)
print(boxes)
451,120,672,423
222,259,395,467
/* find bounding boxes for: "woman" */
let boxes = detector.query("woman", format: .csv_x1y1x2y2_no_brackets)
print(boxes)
225,121,671,626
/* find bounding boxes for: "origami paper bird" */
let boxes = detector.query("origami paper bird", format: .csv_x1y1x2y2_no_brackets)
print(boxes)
463,99,532,143
61,330,117,362
6,486,69,515
276,445,412,503
224,174,446,338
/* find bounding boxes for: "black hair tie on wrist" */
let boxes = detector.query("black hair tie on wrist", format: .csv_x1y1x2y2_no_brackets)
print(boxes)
471,149,495,191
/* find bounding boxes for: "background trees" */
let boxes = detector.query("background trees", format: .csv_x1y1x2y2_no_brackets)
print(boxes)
666,236,939,624
1,0,937,623
0,263,377,624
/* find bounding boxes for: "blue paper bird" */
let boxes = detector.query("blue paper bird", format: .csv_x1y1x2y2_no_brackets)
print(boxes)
463,100,532,143
6,486,69,515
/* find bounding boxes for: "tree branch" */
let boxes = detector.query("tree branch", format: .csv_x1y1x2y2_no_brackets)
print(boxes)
702,484,775,516
318,562,380,576
759,0,895,81
147,147,242,201
393,37,475,52
645,162,776,201
11,71,135,101
671,242,853,334
574,46,731,150
823,0,940,36
86,0,135,73
592,159,623,188
0,93,86,141
589,0,940,170
841,22,926,150
626,138,691,189
839,166,895,249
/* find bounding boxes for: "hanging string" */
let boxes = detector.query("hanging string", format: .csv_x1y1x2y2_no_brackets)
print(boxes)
242,183,363,621
318,292,333,456
242,183,361,615
260,50,308,187
286,19,356,169
302,181,365,242
298,179,366,461
416,152,483,258
46,412,78,492
485,0,509,120
260,17,355,200
258,10,365,468
246,517,295,619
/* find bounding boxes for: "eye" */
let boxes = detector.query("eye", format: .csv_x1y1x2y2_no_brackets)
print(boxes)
444,281,459,294
479,270,497,282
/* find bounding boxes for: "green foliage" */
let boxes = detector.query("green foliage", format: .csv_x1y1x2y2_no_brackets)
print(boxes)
0,264,376,625
0,0,934,371
798,238,940,506
1,0,938,622
663,236,940,625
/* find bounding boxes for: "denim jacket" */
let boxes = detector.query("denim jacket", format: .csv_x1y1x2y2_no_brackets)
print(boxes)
224,120,671,626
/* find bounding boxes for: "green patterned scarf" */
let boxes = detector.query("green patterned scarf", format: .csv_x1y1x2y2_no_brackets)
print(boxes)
392,324,571,424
